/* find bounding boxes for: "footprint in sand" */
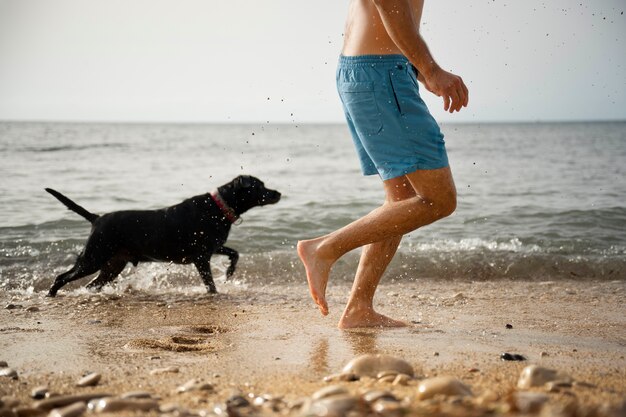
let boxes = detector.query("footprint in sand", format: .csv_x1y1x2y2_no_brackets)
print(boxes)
124,325,228,352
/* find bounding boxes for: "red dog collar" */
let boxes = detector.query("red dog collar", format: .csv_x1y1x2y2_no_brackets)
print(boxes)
210,192,239,224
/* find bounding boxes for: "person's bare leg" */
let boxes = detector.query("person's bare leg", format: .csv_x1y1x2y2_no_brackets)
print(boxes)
338,177,415,328
298,166,456,315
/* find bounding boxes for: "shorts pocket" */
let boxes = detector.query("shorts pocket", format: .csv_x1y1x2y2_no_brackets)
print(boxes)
389,67,418,116
338,82,383,136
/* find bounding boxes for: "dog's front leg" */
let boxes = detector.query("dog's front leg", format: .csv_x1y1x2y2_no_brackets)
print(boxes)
194,257,217,293
214,246,239,277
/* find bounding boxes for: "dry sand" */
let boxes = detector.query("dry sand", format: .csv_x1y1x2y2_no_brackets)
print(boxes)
1,278,625,415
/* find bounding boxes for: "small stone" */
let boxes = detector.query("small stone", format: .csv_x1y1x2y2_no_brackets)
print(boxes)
76,372,101,387
31,387,49,400
4,304,22,310
501,352,526,361
392,374,411,386
302,395,364,417
91,398,158,413
505,324,513,329
323,373,359,383
0,368,17,379
362,390,397,403
119,392,153,399
48,403,86,417
545,380,573,392
149,366,179,375
176,379,214,393
0,361,7,367
513,392,548,413
225,395,250,409
342,354,414,378
34,394,113,410
517,365,573,389
433,352,439,357
26,306,40,312
540,351,549,357
416,376,472,400
148,356,160,360
311,386,348,401
371,400,404,417
377,375,397,383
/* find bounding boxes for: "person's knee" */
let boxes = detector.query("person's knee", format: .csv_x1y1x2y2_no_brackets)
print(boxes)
420,191,456,220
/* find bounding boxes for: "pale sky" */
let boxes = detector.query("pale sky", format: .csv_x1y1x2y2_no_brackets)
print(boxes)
0,0,624,123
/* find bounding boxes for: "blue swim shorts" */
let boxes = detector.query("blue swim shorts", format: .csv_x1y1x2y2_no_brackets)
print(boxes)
336,54,449,180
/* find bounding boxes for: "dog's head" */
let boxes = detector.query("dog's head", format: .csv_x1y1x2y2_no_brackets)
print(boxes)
217,175,281,216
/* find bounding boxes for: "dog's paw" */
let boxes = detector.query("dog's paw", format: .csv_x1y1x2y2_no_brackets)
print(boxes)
226,266,236,278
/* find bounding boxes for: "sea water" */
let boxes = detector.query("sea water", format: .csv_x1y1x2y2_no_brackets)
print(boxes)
0,121,624,293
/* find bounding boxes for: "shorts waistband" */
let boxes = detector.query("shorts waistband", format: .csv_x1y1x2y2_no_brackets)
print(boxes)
339,54,409,66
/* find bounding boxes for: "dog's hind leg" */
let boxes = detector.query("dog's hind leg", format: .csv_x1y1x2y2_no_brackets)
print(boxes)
86,259,127,292
48,259,101,297
214,246,239,277
194,257,217,293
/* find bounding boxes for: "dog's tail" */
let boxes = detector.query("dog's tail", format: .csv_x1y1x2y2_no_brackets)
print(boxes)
45,188,99,224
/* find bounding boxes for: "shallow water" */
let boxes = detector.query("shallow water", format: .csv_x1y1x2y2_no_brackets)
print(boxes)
0,121,625,293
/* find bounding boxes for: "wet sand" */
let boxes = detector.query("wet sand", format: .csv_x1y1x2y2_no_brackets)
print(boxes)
1,278,625,415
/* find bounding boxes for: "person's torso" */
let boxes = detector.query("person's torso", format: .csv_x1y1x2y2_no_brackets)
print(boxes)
342,0,423,56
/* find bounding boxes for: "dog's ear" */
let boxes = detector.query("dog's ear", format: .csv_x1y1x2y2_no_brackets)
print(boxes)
236,175,254,188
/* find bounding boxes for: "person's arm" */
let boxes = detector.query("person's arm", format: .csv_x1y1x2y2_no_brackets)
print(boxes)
371,0,469,113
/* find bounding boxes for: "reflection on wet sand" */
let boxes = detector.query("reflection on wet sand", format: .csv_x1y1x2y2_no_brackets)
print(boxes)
342,329,380,356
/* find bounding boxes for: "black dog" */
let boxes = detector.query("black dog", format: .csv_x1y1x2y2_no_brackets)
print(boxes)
45,175,281,296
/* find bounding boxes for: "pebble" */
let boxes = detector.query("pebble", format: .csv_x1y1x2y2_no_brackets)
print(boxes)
540,351,549,357
513,392,548,414
0,368,17,379
371,400,404,417
311,385,348,401
25,306,40,312
377,375,397,383
4,304,22,310
362,390,397,403
34,394,112,410
176,379,214,393
31,387,49,400
76,373,101,387
119,392,153,399
149,366,179,375
392,374,411,386
48,403,86,417
416,376,472,400
323,373,359,383
341,354,414,378
302,395,364,417
0,361,7,367
89,398,158,413
505,324,513,329
517,365,572,389
500,352,526,361
225,395,250,409
545,380,573,392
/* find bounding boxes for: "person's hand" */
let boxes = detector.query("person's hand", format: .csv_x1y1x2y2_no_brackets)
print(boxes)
419,66,469,113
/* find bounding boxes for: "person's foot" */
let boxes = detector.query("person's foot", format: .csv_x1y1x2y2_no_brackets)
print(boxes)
297,238,334,316
338,306,408,329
